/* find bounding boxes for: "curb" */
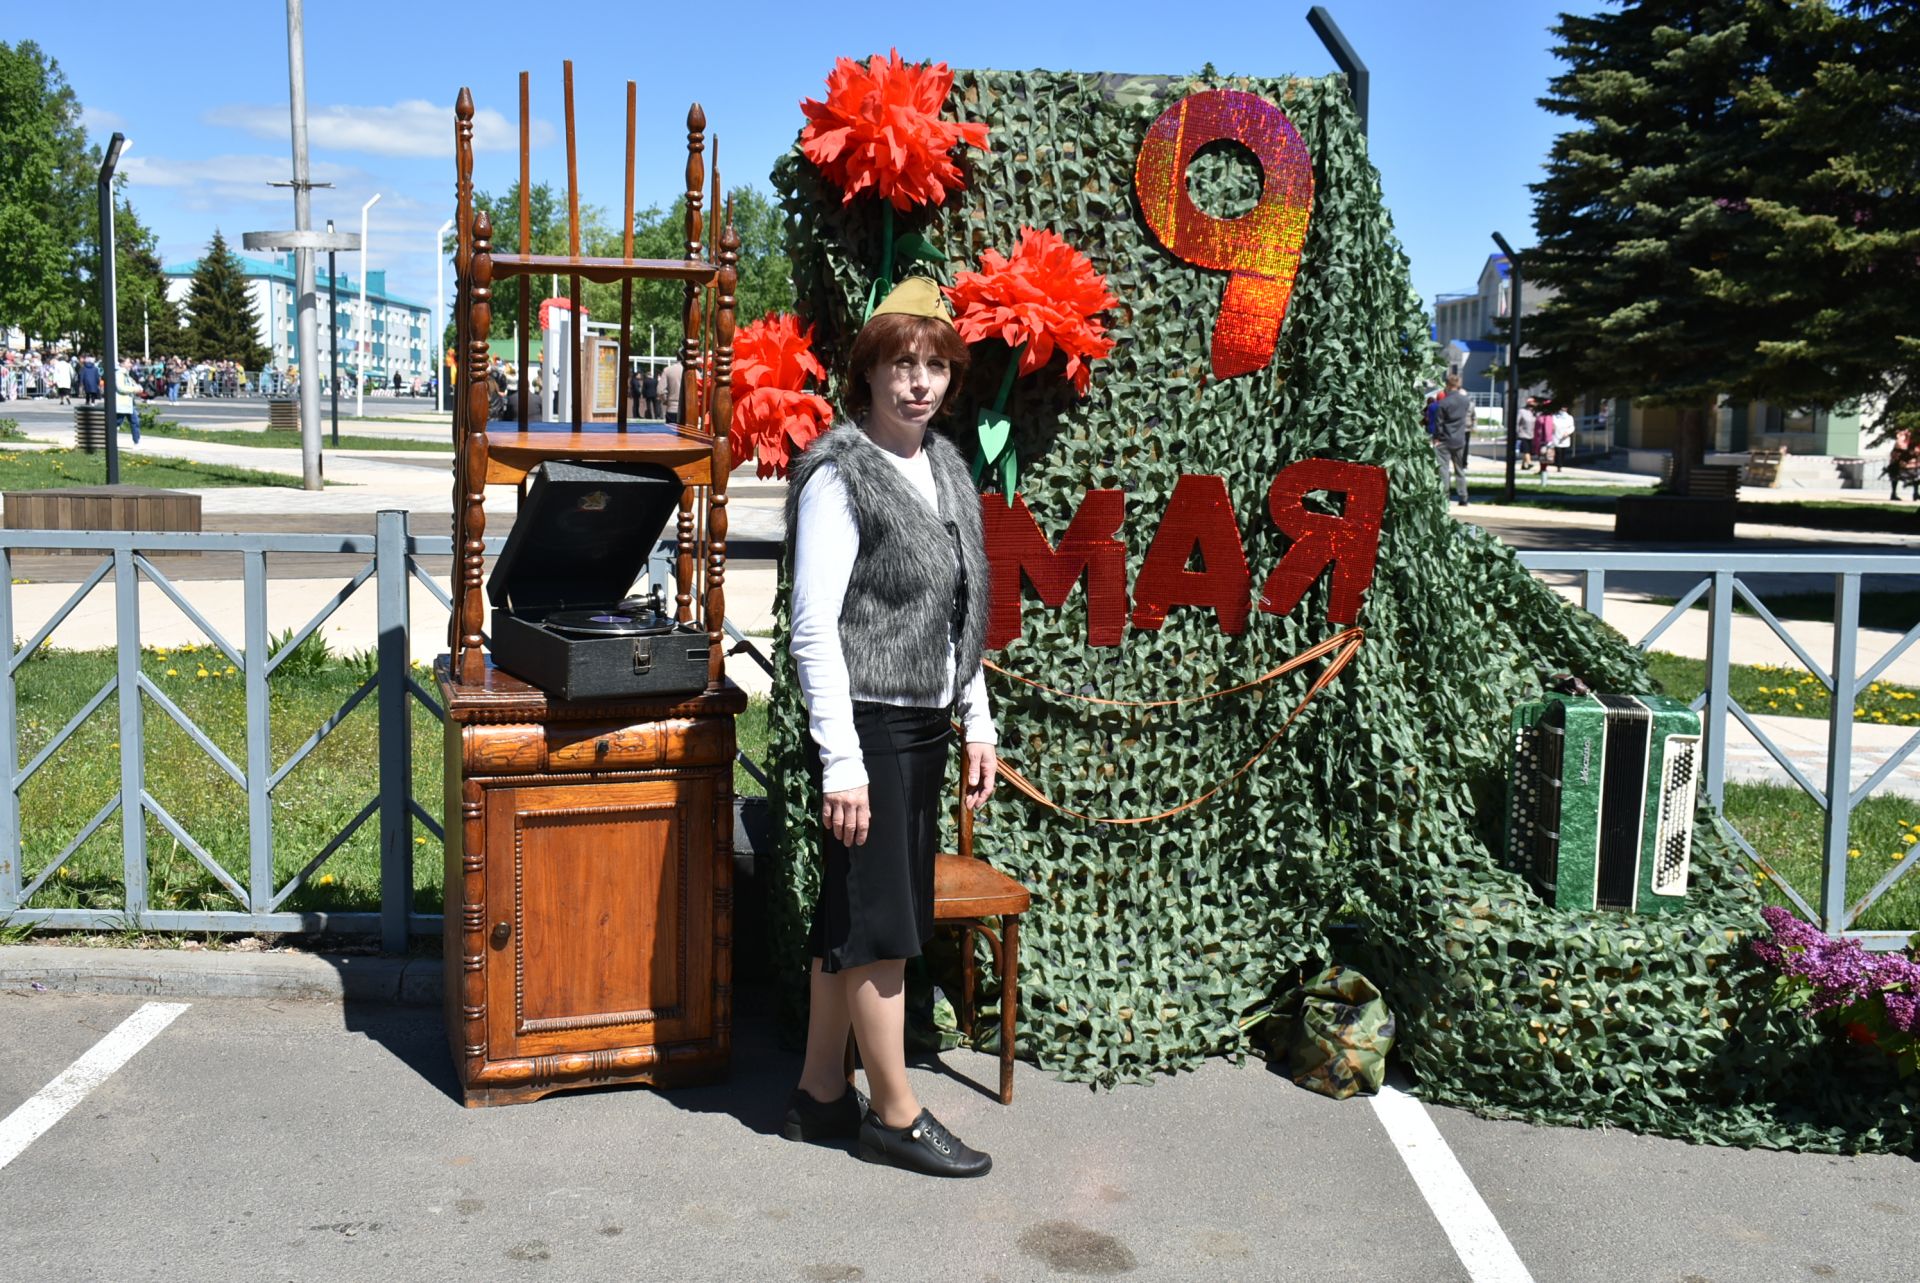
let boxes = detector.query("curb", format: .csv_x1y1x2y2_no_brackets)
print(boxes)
0,945,443,1006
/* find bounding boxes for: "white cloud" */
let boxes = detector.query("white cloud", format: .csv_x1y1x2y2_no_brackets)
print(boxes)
122,153,374,218
80,105,126,136
204,100,553,158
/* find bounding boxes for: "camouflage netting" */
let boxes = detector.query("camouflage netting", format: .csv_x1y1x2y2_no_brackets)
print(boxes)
764,68,1920,1152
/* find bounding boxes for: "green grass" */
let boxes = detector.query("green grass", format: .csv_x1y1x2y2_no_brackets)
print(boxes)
1637,651,1920,929
10,640,769,919
0,418,27,443
1728,781,1920,932
0,446,307,490
1645,651,1920,729
121,422,451,453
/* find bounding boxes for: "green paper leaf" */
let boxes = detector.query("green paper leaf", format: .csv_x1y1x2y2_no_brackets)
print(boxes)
976,409,1012,465
894,231,946,268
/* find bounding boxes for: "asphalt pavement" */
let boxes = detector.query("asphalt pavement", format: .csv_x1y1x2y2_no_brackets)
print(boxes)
3,983,1918,1283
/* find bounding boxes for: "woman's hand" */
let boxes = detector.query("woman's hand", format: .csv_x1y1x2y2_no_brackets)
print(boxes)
822,786,871,847
963,742,998,812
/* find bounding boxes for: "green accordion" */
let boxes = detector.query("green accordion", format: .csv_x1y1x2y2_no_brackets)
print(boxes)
1506,692,1703,913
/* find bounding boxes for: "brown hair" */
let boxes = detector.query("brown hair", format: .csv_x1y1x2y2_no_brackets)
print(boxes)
841,312,971,421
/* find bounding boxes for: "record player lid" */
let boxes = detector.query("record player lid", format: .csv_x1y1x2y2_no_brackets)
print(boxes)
486,459,685,614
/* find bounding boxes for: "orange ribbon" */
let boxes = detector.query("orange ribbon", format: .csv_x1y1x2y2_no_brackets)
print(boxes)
965,628,1365,825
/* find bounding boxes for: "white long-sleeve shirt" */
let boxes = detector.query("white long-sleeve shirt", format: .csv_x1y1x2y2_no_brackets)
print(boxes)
790,450,995,794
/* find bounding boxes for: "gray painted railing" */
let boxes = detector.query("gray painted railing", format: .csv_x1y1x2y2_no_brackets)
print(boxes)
0,520,1911,950
1516,551,1920,950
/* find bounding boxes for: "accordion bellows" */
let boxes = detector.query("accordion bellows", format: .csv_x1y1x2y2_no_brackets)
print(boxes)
1506,692,1703,913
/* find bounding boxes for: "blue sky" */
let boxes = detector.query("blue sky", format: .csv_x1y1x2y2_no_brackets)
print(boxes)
22,0,1596,314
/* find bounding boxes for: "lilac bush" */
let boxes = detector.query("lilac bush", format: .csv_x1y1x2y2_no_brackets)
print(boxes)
1751,906,1920,1073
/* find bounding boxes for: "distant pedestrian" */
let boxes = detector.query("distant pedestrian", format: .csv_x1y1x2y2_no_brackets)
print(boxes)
1551,406,1575,472
114,360,142,442
642,367,660,419
52,355,73,405
1432,373,1474,505
1517,396,1538,466
660,359,683,424
1532,400,1554,482
1887,429,1919,502
629,365,647,417
78,355,101,404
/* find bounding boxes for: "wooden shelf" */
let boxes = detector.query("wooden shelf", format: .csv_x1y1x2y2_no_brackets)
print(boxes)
480,420,715,486
489,253,717,285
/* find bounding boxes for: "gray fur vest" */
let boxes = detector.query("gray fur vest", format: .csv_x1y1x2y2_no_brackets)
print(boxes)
785,423,990,703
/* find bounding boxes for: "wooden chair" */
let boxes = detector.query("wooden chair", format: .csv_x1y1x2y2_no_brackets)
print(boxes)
935,771,1032,1104
842,771,1033,1104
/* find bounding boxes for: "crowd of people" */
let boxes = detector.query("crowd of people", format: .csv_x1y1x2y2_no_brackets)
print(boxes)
1423,379,1578,503
0,350,259,403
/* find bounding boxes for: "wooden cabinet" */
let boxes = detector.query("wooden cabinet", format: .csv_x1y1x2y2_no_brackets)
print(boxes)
440,670,746,1107
438,75,741,1108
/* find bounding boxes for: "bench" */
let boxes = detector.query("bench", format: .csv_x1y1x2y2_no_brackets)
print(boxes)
1658,458,1744,500
1744,447,1788,487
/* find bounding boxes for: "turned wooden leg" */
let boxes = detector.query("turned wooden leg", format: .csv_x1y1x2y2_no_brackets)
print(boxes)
1000,915,1020,1105
959,924,978,1041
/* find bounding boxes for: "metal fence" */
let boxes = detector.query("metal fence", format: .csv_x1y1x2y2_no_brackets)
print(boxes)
1517,552,1920,950
0,518,1911,950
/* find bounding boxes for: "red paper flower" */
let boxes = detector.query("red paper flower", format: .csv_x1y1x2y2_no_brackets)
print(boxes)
732,313,828,398
946,228,1117,396
800,50,989,211
728,313,834,478
731,387,834,479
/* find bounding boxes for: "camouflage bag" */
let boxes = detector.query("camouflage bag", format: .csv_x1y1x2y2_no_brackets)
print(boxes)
1273,965,1395,1100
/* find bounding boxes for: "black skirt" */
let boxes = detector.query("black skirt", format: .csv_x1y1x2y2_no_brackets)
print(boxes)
806,700,953,973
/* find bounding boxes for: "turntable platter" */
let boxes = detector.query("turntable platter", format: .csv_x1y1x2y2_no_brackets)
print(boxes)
544,607,677,638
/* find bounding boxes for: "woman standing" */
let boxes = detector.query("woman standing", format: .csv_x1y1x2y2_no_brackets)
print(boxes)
781,278,998,1178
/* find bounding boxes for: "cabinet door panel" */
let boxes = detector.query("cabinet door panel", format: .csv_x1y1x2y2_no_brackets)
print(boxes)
485,776,715,1058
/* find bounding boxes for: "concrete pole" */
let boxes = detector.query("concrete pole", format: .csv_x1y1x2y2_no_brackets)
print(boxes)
434,218,453,414
97,132,128,484
285,0,323,490
327,218,340,446
357,193,381,418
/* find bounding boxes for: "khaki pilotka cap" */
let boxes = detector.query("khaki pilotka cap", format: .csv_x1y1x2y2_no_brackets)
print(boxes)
869,276,955,325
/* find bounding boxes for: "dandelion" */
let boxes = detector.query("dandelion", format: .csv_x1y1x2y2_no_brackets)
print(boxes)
414,836,427,845
1795,702,1804,710
316,873,336,887
196,667,209,679
165,668,177,677
1769,701,1779,709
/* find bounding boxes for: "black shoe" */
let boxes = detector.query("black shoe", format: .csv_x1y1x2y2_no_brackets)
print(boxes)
781,1086,868,1143
857,1108,991,1178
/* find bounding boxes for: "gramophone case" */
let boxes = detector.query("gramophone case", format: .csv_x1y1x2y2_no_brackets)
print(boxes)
486,460,711,701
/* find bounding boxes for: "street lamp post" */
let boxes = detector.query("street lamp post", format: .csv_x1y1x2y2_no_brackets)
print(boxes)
434,218,453,414
284,0,323,491
327,218,340,446
1491,231,1523,503
356,192,381,418
97,131,129,485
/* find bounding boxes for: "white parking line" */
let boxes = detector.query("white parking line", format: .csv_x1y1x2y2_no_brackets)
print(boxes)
1369,1083,1535,1283
0,1001,190,1171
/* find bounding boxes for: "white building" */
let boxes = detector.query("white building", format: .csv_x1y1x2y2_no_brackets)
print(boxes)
163,253,433,385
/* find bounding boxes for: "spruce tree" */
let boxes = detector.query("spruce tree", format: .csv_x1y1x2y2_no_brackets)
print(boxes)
1733,0,1920,441
1526,2,1783,494
181,230,267,367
